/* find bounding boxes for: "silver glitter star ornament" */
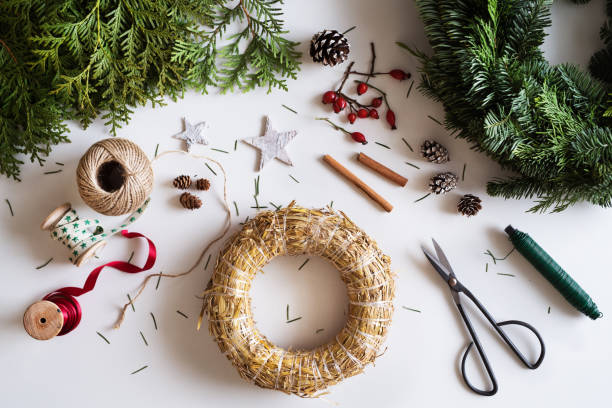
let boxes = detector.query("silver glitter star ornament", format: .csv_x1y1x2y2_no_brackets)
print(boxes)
173,118,209,151
243,116,298,170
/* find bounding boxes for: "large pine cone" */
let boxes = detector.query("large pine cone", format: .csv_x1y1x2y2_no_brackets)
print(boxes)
310,30,350,66
429,172,458,194
421,140,449,164
457,194,482,216
173,175,191,189
179,192,202,210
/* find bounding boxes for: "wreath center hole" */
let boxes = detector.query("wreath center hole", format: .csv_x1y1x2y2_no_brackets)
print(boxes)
97,160,126,193
250,255,348,350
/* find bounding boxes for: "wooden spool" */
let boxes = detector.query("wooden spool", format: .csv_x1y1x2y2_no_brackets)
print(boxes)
40,203,106,267
23,300,63,340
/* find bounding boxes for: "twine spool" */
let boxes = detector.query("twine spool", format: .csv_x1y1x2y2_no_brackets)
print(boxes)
201,203,395,397
77,138,153,216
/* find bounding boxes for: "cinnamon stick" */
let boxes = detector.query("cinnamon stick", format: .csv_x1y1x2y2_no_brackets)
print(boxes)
323,154,393,212
357,152,407,186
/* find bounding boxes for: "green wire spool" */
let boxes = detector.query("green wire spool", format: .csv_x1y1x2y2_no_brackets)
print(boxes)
505,225,602,320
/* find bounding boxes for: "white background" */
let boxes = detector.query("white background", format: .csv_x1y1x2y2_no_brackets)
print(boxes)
1,1,611,407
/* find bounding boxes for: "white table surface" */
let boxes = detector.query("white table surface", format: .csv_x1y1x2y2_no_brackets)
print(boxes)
1,1,611,407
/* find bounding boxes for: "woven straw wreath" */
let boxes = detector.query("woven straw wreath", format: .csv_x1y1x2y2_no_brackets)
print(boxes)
201,202,395,397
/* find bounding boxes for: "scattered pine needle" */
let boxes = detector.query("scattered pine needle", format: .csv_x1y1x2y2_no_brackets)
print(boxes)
205,163,217,176
330,200,334,208
547,306,551,314
486,263,489,272
414,193,431,203
286,317,302,324
462,163,466,181
484,248,515,264
5,199,13,216
155,273,162,290
298,258,310,270
233,201,239,216
44,169,62,175
211,148,229,154
130,365,148,375
154,144,159,158
151,312,158,330
402,306,421,313
97,331,110,344
255,175,260,196
405,161,420,169
234,140,238,151
407,80,415,98
35,257,53,269
127,294,135,312
396,41,411,52
427,115,443,126
55,162,64,166
286,304,289,321
497,273,516,277
240,216,250,225
343,25,357,35
375,141,391,149
282,104,298,114
205,254,212,270
176,310,188,319
316,328,325,334
140,331,149,346
289,174,300,183
269,202,281,210
402,138,414,152
127,251,134,264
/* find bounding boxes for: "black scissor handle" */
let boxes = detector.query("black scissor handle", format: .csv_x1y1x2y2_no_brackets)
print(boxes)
496,320,546,369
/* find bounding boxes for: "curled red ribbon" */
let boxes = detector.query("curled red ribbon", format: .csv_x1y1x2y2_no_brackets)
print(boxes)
43,230,156,335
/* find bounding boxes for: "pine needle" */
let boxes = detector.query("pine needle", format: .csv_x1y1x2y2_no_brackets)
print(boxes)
407,80,415,98
127,251,134,264
342,26,357,35
154,144,159,158
127,294,135,312
316,328,325,334
35,257,53,269
330,200,334,208
484,248,515,264
234,140,238,151
286,317,302,323
497,273,516,277
402,306,421,313
401,138,414,152
155,273,162,290
289,174,299,183
150,312,158,330
286,304,289,320
130,365,148,375
205,254,212,270
205,163,217,176
486,263,489,272
282,104,297,114
55,162,64,166
269,202,281,210
211,148,229,154
414,193,431,203
427,115,443,126
140,331,148,346
462,163,466,181
375,141,391,149
298,258,310,270
547,306,551,314
97,331,110,344
44,169,62,175
176,310,188,319
255,175,260,195
233,201,239,216
5,199,13,216
405,161,420,169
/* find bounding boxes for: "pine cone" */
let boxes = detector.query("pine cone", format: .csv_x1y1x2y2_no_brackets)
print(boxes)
421,140,449,163
310,30,350,66
195,178,211,191
179,192,202,210
457,194,482,216
173,175,191,189
429,172,458,194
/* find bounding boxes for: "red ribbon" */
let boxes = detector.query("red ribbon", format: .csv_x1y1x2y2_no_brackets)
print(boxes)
43,230,156,335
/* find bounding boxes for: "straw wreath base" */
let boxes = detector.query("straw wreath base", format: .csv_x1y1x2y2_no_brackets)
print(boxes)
201,202,395,397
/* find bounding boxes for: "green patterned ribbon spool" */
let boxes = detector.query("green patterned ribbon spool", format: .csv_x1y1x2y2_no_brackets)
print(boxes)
505,225,602,320
50,198,150,264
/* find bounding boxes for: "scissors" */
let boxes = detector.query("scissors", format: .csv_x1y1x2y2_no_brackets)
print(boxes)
422,239,545,396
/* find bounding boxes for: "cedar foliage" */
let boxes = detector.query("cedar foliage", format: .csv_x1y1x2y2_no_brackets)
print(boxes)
0,0,300,180
411,0,612,212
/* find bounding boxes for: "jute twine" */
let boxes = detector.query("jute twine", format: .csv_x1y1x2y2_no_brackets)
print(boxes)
201,202,395,397
77,138,153,216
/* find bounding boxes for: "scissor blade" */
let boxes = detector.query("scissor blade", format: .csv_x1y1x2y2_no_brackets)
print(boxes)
421,246,452,283
432,238,455,278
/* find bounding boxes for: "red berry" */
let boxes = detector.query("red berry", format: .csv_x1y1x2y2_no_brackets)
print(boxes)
333,104,341,113
369,109,379,119
351,132,367,145
334,96,347,111
348,113,357,124
357,108,369,118
371,97,383,108
389,69,410,81
386,110,397,130
322,91,337,104
357,82,368,95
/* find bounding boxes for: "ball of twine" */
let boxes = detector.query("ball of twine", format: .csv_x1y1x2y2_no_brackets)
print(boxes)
76,138,153,216
202,203,395,397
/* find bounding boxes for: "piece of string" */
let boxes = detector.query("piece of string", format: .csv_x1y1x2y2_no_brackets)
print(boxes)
114,150,232,329
49,199,150,264
42,231,156,335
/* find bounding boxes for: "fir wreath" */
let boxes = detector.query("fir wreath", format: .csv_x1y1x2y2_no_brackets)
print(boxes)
410,0,612,212
0,0,300,180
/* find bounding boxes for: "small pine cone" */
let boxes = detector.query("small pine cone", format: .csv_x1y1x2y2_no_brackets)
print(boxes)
310,30,350,66
421,140,449,164
179,192,202,210
195,178,211,191
173,175,191,189
429,172,458,194
457,194,482,217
